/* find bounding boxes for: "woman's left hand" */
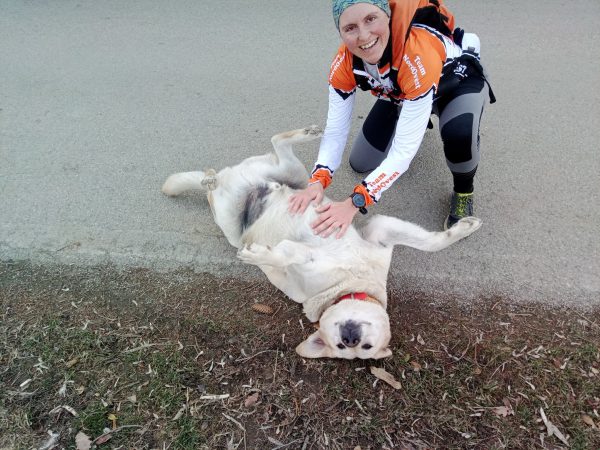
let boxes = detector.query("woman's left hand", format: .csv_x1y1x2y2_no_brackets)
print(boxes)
311,198,358,239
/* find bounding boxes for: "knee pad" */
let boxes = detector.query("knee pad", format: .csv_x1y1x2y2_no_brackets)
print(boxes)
441,113,475,164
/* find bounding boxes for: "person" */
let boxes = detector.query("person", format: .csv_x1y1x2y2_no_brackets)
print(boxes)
288,0,494,239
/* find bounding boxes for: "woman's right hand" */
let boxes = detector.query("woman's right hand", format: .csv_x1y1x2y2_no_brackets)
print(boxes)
288,182,324,215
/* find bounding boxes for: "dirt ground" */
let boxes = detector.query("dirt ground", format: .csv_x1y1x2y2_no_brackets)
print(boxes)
1,261,599,449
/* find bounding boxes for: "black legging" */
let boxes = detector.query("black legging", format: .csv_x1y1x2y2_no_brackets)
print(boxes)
349,75,487,194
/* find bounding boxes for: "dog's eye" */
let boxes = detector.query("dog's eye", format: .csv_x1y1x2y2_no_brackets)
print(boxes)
362,344,373,350
337,343,345,349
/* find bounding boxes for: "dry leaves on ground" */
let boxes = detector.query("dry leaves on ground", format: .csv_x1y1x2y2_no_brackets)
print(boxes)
370,366,402,389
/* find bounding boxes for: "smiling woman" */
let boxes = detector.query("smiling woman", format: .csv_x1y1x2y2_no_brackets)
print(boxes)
288,0,495,239
338,3,390,64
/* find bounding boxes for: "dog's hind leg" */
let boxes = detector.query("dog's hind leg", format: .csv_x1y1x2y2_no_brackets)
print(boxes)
268,126,323,189
162,169,217,196
362,215,482,251
270,126,323,161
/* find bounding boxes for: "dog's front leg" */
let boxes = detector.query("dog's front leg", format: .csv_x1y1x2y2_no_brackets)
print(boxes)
237,240,313,267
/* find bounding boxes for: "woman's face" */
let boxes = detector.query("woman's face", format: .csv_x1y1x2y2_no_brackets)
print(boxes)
339,3,390,64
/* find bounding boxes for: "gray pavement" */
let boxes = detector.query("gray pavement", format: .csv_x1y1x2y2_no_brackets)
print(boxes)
1,0,599,307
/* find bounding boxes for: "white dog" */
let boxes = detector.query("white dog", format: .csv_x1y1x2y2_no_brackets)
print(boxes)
162,126,481,359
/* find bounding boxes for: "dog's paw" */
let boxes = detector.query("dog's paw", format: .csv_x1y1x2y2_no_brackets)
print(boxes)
303,125,323,137
200,168,217,191
450,216,482,237
272,126,323,146
237,243,273,265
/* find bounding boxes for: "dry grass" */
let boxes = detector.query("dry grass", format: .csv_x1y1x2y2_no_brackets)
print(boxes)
1,261,599,449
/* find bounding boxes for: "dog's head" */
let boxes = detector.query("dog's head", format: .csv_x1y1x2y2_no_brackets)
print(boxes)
295,300,392,359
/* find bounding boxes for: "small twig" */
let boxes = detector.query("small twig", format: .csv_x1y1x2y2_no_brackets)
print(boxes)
222,413,246,432
269,438,303,450
487,361,508,383
198,394,230,401
91,425,142,446
122,343,163,353
235,349,276,362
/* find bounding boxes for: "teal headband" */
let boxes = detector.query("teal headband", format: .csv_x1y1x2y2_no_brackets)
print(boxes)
332,0,391,30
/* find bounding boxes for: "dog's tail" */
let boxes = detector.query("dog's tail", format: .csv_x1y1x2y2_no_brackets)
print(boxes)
161,169,217,196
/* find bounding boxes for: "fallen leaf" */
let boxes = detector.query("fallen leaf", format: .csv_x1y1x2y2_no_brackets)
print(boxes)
38,431,60,450
58,381,68,397
540,407,569,446
95,432,112,445
65,357,79,368
171,404,186,421
75,431,92,450
244,392,260,408
62,405,78,417
582,414,597,428
370,367,401,389
410,361,422,372
491,406,513,417
552,358,563,369
49,405,78,417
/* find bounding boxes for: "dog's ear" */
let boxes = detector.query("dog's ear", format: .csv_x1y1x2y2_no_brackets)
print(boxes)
295,330,332,358
373,347,393,359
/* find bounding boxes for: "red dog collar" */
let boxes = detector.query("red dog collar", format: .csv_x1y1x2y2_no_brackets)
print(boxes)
334,292,380,306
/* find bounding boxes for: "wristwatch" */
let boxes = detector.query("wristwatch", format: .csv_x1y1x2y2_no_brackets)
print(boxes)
350,192,368,215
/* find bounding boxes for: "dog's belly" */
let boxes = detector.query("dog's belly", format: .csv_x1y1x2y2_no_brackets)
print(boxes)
241,184,272,232
240,185,392,303
241,185,320,247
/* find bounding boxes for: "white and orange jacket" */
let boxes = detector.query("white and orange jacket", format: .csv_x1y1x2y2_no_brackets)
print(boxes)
310,0,462,206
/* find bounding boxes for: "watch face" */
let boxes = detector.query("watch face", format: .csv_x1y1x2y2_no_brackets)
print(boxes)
352,193,366,208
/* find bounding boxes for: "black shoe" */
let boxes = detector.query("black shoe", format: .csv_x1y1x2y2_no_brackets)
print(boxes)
444,192,474,230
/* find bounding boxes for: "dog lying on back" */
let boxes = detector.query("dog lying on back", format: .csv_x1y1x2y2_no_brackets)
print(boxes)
162,126,481,359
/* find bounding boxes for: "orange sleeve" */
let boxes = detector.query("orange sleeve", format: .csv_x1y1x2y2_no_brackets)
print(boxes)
309,167,332,189
353,184,375,207
328,45,357,98
397,28,445,100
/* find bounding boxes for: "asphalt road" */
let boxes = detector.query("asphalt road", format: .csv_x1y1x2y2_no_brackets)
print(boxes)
1,1,599,307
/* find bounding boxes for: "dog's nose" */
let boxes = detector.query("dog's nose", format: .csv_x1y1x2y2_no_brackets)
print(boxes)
340,321,361,348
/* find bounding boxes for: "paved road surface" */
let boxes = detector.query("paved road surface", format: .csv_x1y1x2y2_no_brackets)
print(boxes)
1,1,599,306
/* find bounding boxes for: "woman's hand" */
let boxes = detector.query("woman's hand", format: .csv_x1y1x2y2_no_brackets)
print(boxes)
311,197,358,239
288,182,324,214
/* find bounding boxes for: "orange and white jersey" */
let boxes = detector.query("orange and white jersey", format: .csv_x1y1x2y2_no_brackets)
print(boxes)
314,25,463,203
329,25,461,103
